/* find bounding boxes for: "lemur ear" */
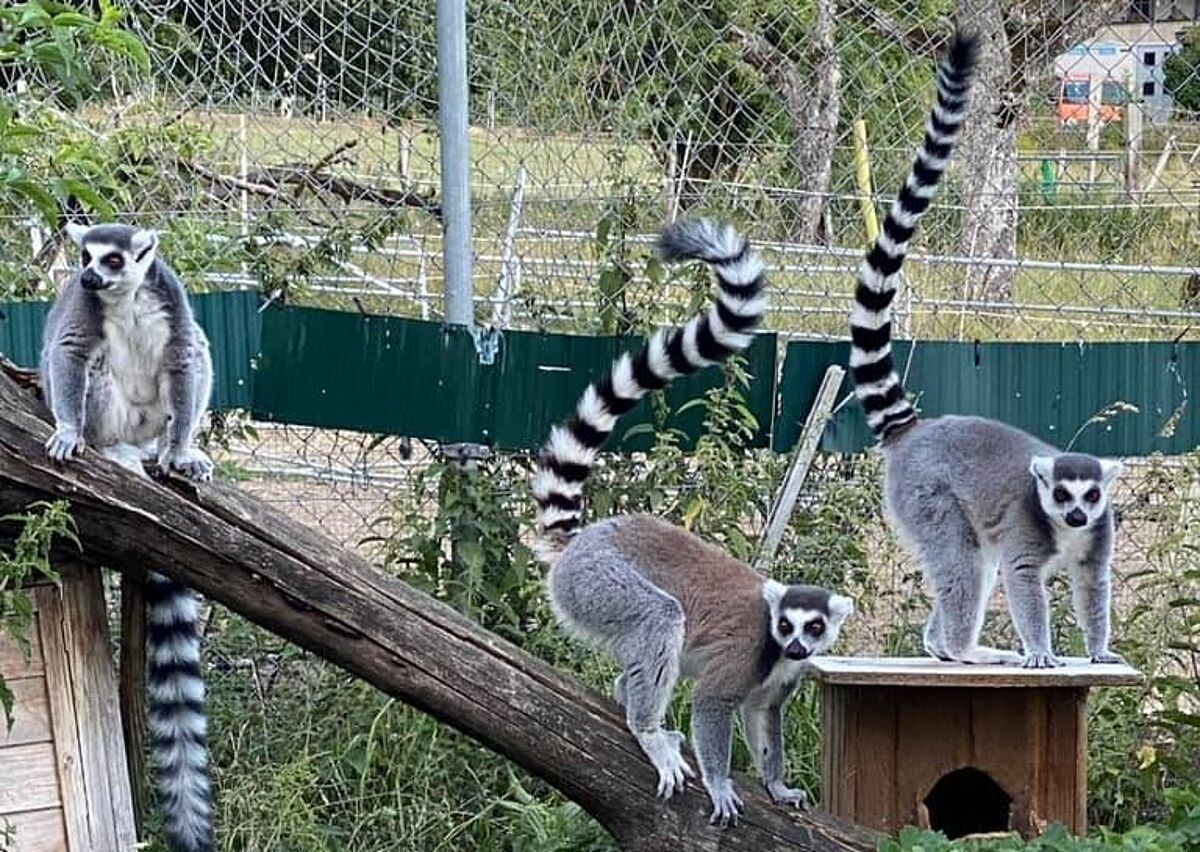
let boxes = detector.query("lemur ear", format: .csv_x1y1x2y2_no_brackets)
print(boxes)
130,229,159,262
829,594,855,625
762,579,786,609
1029,456,1054,486
1100,459,1124,485
65,223,90,247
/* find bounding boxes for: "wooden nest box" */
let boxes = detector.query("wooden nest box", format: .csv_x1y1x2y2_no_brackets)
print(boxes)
0,569,136,852
807,656,1142,840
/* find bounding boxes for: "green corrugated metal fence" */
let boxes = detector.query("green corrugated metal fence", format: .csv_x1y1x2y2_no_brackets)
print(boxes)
1,291,1196,456
251,305,778,451
0,290,258,410
776,339,1198,457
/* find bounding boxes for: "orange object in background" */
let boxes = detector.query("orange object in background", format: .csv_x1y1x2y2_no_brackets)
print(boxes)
1055,74,1128,125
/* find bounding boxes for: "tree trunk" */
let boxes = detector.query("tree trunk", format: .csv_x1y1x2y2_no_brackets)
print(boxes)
0,364,878,852
955,0,1020,304
737,0,841,244
953,0,1129,304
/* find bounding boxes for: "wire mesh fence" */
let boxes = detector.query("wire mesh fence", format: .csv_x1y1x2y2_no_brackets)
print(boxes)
38,0,1191,344
4,1,1200,846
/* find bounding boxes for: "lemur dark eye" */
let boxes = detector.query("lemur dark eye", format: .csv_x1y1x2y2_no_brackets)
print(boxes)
81,249,92,265
1052,486,1070,503
777,618,793,637
804,619,826,638
102,253,124,271
1084,487,1100,503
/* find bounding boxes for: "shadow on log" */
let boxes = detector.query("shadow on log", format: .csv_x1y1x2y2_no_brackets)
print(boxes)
0,363,877,852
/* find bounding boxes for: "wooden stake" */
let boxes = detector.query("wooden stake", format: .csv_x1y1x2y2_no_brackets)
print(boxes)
756,365,845,572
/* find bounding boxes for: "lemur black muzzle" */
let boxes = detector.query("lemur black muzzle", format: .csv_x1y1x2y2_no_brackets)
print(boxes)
784,640,811,661
1065,508,1087,528
79,269,108,291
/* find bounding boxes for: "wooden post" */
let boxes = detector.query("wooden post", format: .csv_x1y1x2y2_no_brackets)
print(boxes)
1,566,138,851
1086,74,1103,186
756,366,845,572
1124,75,1143,201
1142,134,1177,199
851,119,879,244
119,570,149,837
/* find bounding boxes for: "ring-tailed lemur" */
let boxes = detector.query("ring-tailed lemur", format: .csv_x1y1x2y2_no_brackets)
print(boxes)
849,30,1125,670
533,220,854,826
41,223,214,852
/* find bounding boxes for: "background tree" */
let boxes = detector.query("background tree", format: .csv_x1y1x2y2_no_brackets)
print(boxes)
1164,27,1200,113
845,0,1125,302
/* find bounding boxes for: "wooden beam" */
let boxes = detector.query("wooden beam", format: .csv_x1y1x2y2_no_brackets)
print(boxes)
0,365,878,852
119,570,149,838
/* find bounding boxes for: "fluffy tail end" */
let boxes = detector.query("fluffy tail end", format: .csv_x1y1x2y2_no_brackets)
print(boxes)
532,218,768,562
146,572,212,852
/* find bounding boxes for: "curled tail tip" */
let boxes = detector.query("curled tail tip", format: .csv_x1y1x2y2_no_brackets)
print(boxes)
657,218,746,263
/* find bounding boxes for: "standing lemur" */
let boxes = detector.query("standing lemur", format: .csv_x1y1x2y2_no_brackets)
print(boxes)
848,30,1126,669
532,220,854,826
41,223,214,852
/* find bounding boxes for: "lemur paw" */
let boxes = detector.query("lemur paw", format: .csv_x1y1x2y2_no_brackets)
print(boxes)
636,730,695,800
1022,652,1063,669
46,427,85,461
1091,650,1126,665
705,778,744,828
158,446,213,483
766,780,808,810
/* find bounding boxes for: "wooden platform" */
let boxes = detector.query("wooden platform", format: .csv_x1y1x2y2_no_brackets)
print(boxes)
806,656,1144,688
808,655,1143,840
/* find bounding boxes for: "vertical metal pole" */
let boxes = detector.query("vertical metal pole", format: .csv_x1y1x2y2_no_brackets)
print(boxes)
437,0,474,327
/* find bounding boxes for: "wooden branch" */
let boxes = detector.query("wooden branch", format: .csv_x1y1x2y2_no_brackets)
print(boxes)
0,364,877,852
180,156,443,221
841,0,948,55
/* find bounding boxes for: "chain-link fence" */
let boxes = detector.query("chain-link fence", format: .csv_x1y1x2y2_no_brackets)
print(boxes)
76,0,1195,563
4,1,1200,846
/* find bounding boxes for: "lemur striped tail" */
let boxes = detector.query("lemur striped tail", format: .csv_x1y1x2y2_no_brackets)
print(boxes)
532,219,768,562
850,30,979,440
146,571,212,852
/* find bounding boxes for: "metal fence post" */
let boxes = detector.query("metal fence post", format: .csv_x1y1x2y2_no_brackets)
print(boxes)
436,0,474,327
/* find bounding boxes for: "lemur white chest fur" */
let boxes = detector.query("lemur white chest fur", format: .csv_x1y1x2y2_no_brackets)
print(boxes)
1050,525,1094,574
98,288,172,406
94,288,173,445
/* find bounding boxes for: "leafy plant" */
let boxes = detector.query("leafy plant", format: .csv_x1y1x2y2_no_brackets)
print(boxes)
0,0,150,225
0,500,77,728
368,452,540,643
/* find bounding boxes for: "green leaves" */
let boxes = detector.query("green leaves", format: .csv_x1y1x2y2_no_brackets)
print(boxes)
0,500,76,730
0,0,152,234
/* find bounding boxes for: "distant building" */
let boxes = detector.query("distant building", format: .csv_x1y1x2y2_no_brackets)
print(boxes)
1055,1,1200,122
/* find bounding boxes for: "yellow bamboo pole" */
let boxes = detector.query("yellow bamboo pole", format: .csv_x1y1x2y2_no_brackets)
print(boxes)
852,118,879,243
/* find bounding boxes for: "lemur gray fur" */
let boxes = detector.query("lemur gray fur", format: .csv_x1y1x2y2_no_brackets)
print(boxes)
41,222,214,852
848,30,1125,670
532,220,854,826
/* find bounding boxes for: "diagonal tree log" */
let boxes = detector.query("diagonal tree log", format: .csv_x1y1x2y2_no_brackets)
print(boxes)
0,364,877,852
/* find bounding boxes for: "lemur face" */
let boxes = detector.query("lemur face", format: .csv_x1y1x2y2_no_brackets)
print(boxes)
1030,453,1122,531
66,223,158,295
763,581,854,660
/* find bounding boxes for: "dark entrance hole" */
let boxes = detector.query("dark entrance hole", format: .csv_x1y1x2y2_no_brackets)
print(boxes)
924,766,1012,839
